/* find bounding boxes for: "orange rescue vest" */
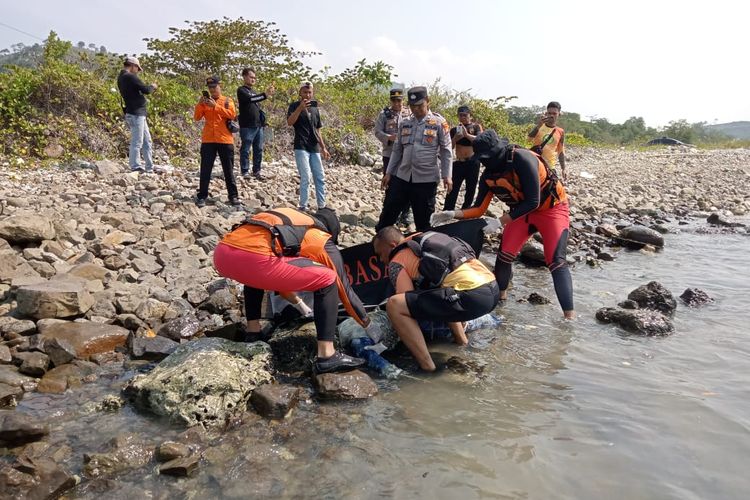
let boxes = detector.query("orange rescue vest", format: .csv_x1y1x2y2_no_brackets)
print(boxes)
483,147,567,210
237,208,328,257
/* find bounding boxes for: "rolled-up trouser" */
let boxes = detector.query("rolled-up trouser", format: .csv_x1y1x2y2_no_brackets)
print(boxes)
213,243,339,341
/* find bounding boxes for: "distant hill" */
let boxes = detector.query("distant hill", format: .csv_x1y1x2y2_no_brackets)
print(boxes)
0,41,112,71
707,121,750,140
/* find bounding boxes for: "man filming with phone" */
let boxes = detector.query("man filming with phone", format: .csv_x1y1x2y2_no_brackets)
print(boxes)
528,101,567,182
194,76,240,207
287,82,330,211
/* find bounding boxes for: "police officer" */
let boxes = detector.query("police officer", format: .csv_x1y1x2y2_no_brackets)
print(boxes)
374,88,410,174
376,86,453,232
374,88,413,226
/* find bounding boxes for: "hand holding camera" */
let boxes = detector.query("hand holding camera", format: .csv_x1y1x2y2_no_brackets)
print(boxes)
201,90,216,107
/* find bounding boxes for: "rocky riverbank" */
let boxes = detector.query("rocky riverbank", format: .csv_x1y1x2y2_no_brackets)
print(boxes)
0,146,748,496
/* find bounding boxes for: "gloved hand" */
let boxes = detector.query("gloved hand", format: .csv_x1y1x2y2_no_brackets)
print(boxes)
482,217,503,234
364,321,384,343
430,210,455,226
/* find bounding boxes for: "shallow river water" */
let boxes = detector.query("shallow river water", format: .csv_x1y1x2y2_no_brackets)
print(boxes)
11,222,750,499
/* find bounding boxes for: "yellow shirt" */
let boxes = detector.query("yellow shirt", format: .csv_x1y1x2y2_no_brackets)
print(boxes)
442,259,496,291
530,125,564,168
390,249,495,292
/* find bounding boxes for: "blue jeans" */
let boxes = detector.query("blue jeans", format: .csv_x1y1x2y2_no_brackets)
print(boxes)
294,149,326,209
124,114,153,171
239,126,264,174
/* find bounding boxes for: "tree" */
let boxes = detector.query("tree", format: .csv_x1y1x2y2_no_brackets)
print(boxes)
662,119,695,144
507,105,544,125
42,31,71,65
327,59,394,89
142,17,317,88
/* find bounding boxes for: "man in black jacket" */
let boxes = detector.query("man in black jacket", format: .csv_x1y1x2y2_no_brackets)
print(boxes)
117,56,158,173
237,67,275,180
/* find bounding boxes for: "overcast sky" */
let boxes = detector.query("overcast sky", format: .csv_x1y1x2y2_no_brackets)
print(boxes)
1,0,745,127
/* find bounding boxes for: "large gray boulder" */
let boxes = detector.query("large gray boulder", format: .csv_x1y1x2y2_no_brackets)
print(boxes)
123,338,273,427
0,214,55,244
617,225,664,249
596,307,674,336
16,278,94,319
680,288,714,307
627,281,677,316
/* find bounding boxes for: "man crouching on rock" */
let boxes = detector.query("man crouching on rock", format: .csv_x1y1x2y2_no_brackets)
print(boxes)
372,226,499,371
214,207,381,373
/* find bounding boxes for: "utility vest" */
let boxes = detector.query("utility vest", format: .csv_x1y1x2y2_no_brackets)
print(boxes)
390,232,476,289
383,107,400,136
484,147,567,210
237,208,328,257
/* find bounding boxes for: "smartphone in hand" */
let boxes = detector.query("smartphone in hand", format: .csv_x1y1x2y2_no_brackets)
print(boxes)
202,90,210,99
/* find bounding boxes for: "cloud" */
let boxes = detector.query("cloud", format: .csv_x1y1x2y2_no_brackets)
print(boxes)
328,35,520,99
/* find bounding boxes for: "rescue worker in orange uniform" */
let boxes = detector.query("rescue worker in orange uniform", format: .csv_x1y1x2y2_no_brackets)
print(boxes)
213,207,380,373
372,226,499,372
194,76,240,207
430,130,575,319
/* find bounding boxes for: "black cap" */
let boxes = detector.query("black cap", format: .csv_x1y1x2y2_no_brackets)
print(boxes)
313,207,341,245
407,86,428,105
457,105,471,114
471,129,510,162
206,76,220,86
389,88,404,100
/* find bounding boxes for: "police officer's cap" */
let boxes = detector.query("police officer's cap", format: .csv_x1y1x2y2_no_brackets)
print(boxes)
407,86,428,105
457,105,471,114
390,89,404,100
471,129,510,162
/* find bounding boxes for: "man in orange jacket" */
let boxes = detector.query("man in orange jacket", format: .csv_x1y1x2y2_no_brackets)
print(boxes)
214,207,380,373
195,76,240,207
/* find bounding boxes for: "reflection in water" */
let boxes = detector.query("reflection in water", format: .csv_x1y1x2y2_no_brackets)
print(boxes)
7,226,750,499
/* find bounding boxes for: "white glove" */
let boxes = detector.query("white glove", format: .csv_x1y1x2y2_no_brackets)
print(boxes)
364,321,384,343
364,341,388,355
482,218,503,234
430,210,455,226
292,300,313,318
